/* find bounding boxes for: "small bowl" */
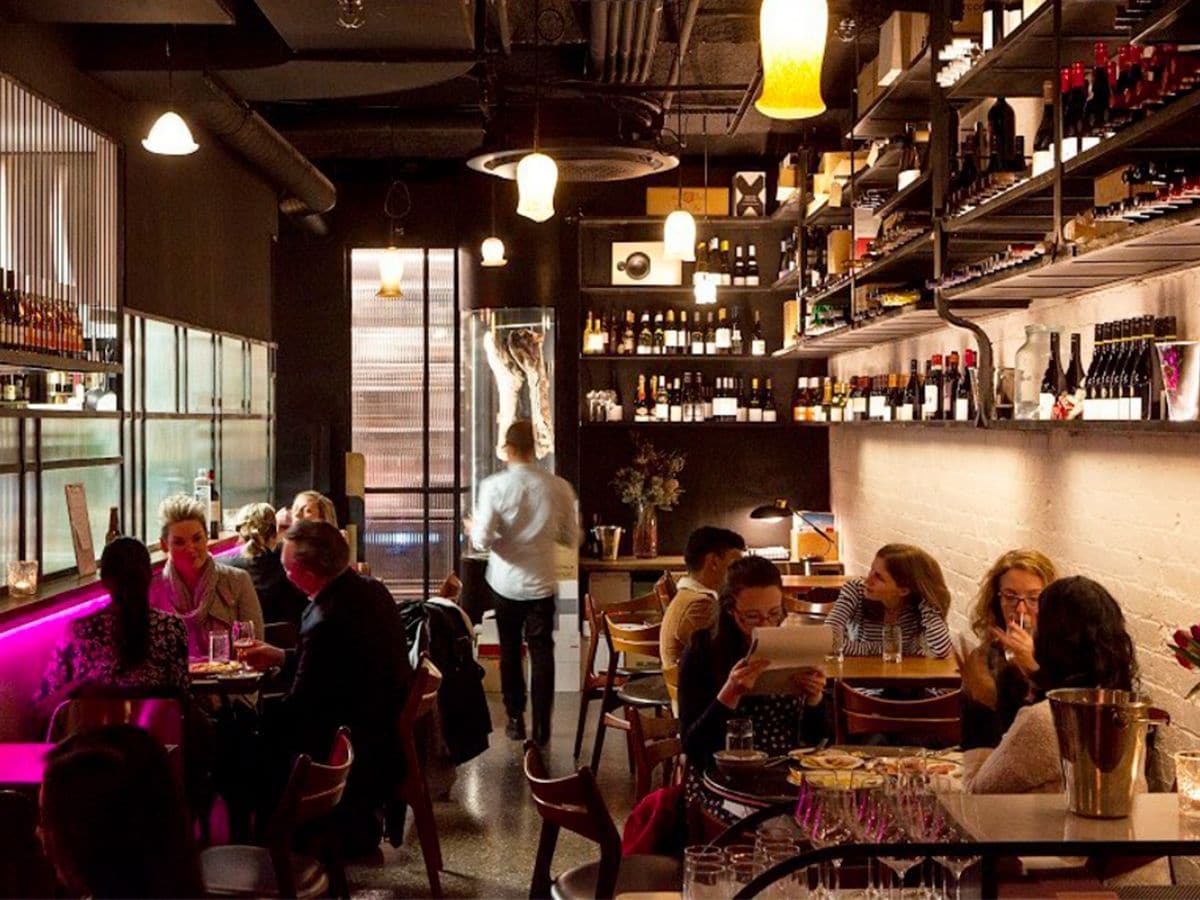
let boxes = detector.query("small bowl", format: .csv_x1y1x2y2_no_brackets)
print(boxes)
714,749,768,773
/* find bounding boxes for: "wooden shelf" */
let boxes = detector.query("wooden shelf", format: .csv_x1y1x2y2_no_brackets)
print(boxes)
833,419,1200,434
0,408,121,419
0,350,121,374
875,172,930,220
580,421,827,429
580,355,785,363
578,216,791,228
1126,0,1200,43
852,46,932,140
944,201,1200,304
580,286,786,297
946,0,1124,102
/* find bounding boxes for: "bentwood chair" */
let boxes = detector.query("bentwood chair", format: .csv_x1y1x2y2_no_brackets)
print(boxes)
523,742,681,900
392,655,445,898
589,612,662,773
46,693,186,747
625,706,682,801
573,592,660,761
835,682,964,747
201,728,353,899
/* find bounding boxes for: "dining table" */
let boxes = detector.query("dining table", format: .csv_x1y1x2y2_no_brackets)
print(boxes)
826,654,961,689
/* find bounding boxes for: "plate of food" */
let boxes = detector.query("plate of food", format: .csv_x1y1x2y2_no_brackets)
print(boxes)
868,755,963,777
787,747,817,761
789,769,884,789
714,749,769,773
799,750,864,771
189,659,249,678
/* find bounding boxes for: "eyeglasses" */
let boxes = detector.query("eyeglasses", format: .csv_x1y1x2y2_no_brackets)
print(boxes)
735,607,786,628
999,589,1041,607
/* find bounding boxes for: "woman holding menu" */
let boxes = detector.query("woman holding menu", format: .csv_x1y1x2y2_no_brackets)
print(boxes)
678,556,827,819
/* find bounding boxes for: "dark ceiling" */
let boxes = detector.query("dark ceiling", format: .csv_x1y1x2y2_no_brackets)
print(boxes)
0,0,927,163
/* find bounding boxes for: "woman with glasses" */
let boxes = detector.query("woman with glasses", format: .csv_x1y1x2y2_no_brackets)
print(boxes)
678,556,826,822
960,550,1056,749
825,543,954,659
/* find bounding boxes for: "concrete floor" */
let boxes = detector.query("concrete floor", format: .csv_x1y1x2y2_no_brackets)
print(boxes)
347,692,641,899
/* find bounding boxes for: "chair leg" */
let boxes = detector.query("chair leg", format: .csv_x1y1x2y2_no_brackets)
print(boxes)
407,775,444,897
572,691,593,760
590,682,618,773
529,819,559,900
624,723,636,775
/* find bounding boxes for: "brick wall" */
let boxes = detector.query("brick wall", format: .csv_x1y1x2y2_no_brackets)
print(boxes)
827,265,1200,772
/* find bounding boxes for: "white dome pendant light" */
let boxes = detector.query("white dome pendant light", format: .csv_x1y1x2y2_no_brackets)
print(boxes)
481,179,508,267
143,39,199,155
516,0,558,222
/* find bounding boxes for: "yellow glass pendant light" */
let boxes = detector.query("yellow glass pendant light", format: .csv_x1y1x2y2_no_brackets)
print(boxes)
755,0,829,121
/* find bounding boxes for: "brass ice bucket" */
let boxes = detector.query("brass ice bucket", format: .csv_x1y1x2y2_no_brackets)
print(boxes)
1156,340,1200,421
1048,688,1167,818
592,526,623,561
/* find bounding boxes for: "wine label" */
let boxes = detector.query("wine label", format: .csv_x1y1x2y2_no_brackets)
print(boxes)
637,345,650,356
748,407,763,423
1129,397,1143,421
691,340,704,355
1117,397,1131,421
715,329,732,350
868,396,886,420
664,331,677,350
896,406,912,422
704,340,716,355
793,406,804,423
746,276,760,286
830,406,843,423
852,397,868,417
955,399,970,421
669,405,682,423
923,387,937,417
751,339,766,356
654,402,668,421
813,406,827,423
1038,392,1055,420
763,408,777,423
735,406,748,423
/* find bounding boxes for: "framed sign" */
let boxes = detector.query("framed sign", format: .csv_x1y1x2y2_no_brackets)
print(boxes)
64,483,97,576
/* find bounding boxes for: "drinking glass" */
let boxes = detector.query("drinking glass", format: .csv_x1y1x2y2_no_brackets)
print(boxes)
232,620,255,661
682,859,726,900
1003,611,1027,663
828,624,845,663
726,858,763,895
209,631,231,663
882,623,903,664
684,845,725,892
726,718,754,752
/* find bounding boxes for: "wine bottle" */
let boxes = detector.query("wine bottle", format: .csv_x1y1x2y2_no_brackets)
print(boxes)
903,359,921,422
1131,315,1154,420
652,375,667,422
690,313,705,356
582,311,595,355
927,354,944,420
719,239,732,286
663,310,677,355
1039,331,1066,419
748,376,763,422
668,376,683,422
1065,332,1084,394
704,312,717,356
1087,42,1111,135
733,245,747,286
694,241,708,286
956,349,977,422
746,244,760,286
762,378,777,422
715,308,732,354
637,312,653,355
792,377,805,423
988,97,1017,172
751,310,766,356
634,374,649,420
608,371,624,421
1082,322,1105,419
730,307,744,356
944,351,961,420
1034,80,1055,152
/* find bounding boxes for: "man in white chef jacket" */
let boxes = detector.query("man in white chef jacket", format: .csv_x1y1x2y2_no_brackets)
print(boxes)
469,420,579,746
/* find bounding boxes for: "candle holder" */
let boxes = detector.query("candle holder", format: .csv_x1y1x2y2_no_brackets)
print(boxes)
7,560,39,597
1175,750,1200,817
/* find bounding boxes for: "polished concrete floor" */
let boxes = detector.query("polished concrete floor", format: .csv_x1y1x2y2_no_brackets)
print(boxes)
347,692,641,899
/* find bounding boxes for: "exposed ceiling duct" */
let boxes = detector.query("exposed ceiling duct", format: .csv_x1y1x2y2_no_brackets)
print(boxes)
467,143,676,182
589,0,663,84
187,74,336,230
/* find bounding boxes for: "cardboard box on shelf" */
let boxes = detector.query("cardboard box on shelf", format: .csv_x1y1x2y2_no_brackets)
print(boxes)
646,186,730,216
858,56,879,112
878,12,929,86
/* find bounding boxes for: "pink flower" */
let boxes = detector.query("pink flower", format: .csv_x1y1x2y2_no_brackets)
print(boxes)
1190,624,1200,643
1176,650,1196,671
1175,629,1193,649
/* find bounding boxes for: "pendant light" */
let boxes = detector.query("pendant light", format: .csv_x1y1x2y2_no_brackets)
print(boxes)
376,180,410,298
663,41,695,261
481,180,508,267
516,0,558,222
755,0,829,121
694,117,717,306
143,38,199,155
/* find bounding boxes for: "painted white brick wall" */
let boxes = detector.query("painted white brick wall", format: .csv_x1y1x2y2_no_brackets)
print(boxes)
827,265,1200,776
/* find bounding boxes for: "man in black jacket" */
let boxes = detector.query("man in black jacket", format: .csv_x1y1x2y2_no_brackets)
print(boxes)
255,520,411,852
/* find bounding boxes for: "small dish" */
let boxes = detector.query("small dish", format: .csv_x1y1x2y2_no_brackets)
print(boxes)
800,752,864,771
714,749,769,773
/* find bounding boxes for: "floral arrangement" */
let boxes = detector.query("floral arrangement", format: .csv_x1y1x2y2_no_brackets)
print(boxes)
1170,625,1200,697
1160,344,1182,393
611,437,685,511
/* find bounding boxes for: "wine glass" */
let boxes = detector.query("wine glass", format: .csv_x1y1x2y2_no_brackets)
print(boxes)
232,620,255,663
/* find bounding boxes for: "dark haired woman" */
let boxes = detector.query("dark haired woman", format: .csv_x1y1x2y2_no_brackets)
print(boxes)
40,724,204,898
37,538,188,708
964,575,1139,794
678,556,827,821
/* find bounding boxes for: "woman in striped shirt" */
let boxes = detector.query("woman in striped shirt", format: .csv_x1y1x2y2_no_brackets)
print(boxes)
826,544,954,658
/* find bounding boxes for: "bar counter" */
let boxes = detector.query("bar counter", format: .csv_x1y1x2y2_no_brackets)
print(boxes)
0,536,239,742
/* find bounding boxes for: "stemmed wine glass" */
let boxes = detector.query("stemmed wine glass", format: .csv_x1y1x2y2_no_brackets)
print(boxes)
929,815,980,900
875,781,923,900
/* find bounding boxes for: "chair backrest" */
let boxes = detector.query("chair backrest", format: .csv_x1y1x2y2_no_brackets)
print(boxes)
653,571,677,610
626,707,681,767
604,614,662,663
523,742,622,897
836,683,963,746
264,620,300,650
400,655,444,730
599,591,662,619
268,727,355,840
783,595,836,618
47,694,185,747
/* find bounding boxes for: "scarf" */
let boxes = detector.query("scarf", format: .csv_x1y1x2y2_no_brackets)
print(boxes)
163,558,221,658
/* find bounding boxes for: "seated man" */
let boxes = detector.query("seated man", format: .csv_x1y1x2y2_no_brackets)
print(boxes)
659,527,745,670
249,520,411,853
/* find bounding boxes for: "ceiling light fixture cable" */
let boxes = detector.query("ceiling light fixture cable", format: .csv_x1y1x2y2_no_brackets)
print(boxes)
376,178,410,298
663,25,696,262
516,0,558,221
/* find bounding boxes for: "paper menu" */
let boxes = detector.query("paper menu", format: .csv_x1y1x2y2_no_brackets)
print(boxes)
745,625,832,694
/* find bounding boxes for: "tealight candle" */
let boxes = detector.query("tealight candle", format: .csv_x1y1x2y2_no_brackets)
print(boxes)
6,560,38,597
1175,750,1200,817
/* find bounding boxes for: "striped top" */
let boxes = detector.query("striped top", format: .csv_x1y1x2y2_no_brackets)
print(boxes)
826,578,954,659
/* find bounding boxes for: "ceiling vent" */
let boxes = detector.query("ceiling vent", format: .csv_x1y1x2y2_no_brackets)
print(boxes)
467,144,677,182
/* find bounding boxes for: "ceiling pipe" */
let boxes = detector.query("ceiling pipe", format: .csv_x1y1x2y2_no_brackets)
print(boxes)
725,58,763,136
187,74,337,230
637,1,664,83
661,0,702,112
592,0,661,85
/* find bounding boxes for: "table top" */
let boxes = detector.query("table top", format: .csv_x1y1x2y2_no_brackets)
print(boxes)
580,556,685,572
617,674,671,708
942,792,1198,844
829,655,960,686
0,743,54,789
188,665,265,695
781,575,847,590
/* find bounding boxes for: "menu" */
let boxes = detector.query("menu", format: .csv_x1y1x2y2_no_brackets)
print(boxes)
745,624,832,694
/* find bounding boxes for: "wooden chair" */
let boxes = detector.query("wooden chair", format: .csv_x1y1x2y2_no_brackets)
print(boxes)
392,655,445,898
835,682,963,747
783,594,837,619
47,694,185,747
653,571,677,610
572,591,660,761
625,706,682,801
523,742,681,900
201,728,353,899
589,613,662,773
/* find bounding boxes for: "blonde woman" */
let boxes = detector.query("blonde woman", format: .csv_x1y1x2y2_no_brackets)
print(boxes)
291,491,338,527
228,503,308,627
961,549,1056,749
825,544,954,658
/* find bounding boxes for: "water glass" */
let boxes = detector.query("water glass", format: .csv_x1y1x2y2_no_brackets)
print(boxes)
1176,751,1200,817
828,625,845,663
209,631,231,663
726,858,763,895
682,859,726,900
726,718,754,752
882,623,903,664
1003,611,1027,663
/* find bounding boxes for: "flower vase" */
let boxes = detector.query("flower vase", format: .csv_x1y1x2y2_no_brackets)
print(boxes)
632,504,658,559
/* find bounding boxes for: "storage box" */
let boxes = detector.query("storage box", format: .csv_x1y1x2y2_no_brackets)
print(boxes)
646,186,729,216
858,57,879,112
878,12,929,86
733,171,767,216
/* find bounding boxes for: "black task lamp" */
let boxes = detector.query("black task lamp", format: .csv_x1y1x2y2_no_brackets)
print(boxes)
749,499,839,569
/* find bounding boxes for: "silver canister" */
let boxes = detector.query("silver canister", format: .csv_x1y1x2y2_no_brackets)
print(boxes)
592,526,623,561
1048,688,1168,818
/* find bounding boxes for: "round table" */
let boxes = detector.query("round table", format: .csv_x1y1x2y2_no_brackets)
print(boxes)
617,673,671,709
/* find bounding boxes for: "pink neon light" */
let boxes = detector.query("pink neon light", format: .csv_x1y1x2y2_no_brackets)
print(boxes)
0,743,53,785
